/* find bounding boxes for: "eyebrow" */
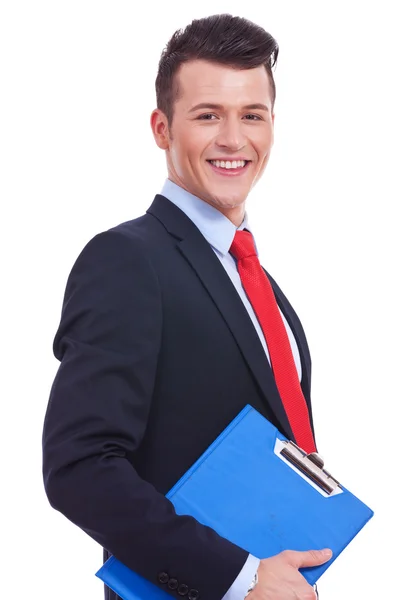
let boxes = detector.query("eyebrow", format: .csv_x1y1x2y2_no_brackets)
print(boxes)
188,102,269,113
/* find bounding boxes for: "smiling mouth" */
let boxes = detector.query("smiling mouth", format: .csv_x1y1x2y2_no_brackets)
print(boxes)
207,159,251,176
207,159,250,170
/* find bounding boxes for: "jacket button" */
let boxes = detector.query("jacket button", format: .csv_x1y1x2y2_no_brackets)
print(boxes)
188,590,200,600
168,578,179,590
158,572,169,584
178,583,189,596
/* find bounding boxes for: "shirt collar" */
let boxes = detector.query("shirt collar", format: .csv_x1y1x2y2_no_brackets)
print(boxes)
160,179,254,257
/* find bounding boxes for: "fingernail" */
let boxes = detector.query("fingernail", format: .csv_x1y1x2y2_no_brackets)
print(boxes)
322,549,332,557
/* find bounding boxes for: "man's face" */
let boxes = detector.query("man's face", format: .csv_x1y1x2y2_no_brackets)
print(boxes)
151,59,275,225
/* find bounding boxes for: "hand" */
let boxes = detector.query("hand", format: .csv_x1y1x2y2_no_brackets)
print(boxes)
250,548,332,600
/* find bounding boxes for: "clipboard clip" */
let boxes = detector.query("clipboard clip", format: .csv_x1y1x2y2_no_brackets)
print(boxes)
279,441,342,495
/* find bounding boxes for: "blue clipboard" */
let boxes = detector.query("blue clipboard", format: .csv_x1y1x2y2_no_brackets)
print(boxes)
96,405,374,599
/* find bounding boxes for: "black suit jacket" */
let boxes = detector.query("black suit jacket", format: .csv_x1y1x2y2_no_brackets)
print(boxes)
42,195,315,600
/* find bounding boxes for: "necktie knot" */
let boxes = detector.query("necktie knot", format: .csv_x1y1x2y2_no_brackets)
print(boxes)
230,230,257,260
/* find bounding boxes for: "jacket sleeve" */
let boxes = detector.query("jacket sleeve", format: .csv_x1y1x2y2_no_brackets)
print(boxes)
42,229,248,600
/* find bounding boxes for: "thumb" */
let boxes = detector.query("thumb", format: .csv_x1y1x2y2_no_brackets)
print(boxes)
289,549,332,569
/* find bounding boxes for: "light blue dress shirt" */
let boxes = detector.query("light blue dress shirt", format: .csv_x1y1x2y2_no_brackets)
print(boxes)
160,178,302,599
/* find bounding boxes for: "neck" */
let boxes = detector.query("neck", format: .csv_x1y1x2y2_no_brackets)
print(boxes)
166,175,246,227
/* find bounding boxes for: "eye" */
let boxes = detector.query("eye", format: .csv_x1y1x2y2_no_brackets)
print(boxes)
197,113,217,120
244,114,262,121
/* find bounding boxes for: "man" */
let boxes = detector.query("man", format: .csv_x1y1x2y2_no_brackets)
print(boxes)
42,13,331,600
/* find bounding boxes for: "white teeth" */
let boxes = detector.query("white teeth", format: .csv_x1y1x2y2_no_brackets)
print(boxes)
209,159,247,169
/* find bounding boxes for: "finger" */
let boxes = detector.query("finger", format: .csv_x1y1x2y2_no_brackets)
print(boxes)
286,548,332,569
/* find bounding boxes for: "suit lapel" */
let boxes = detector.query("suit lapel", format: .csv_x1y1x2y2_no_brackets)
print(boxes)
148,195,294,439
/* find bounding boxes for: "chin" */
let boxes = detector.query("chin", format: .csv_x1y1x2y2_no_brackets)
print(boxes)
221,195,247,209
209,189,246,206
209,197,243,210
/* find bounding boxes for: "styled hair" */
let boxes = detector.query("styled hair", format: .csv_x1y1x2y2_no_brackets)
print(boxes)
155,14,279,125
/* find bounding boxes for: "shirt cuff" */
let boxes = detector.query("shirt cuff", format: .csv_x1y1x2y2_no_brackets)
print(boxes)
221,554,260,600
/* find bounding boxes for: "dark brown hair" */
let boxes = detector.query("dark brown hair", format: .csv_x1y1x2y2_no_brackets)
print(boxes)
155,14,279,126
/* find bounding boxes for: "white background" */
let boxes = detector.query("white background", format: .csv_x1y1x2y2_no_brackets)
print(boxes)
1,1,399,599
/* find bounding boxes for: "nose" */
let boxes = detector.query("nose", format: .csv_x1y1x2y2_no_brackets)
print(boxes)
215,116,246,152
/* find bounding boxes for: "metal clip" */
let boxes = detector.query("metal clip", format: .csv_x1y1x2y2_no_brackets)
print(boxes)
279,441,341,495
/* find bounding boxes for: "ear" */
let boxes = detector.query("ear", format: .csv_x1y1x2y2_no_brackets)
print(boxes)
150,109,170,150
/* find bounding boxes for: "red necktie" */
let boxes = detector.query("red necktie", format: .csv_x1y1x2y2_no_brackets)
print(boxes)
230,230,316,453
